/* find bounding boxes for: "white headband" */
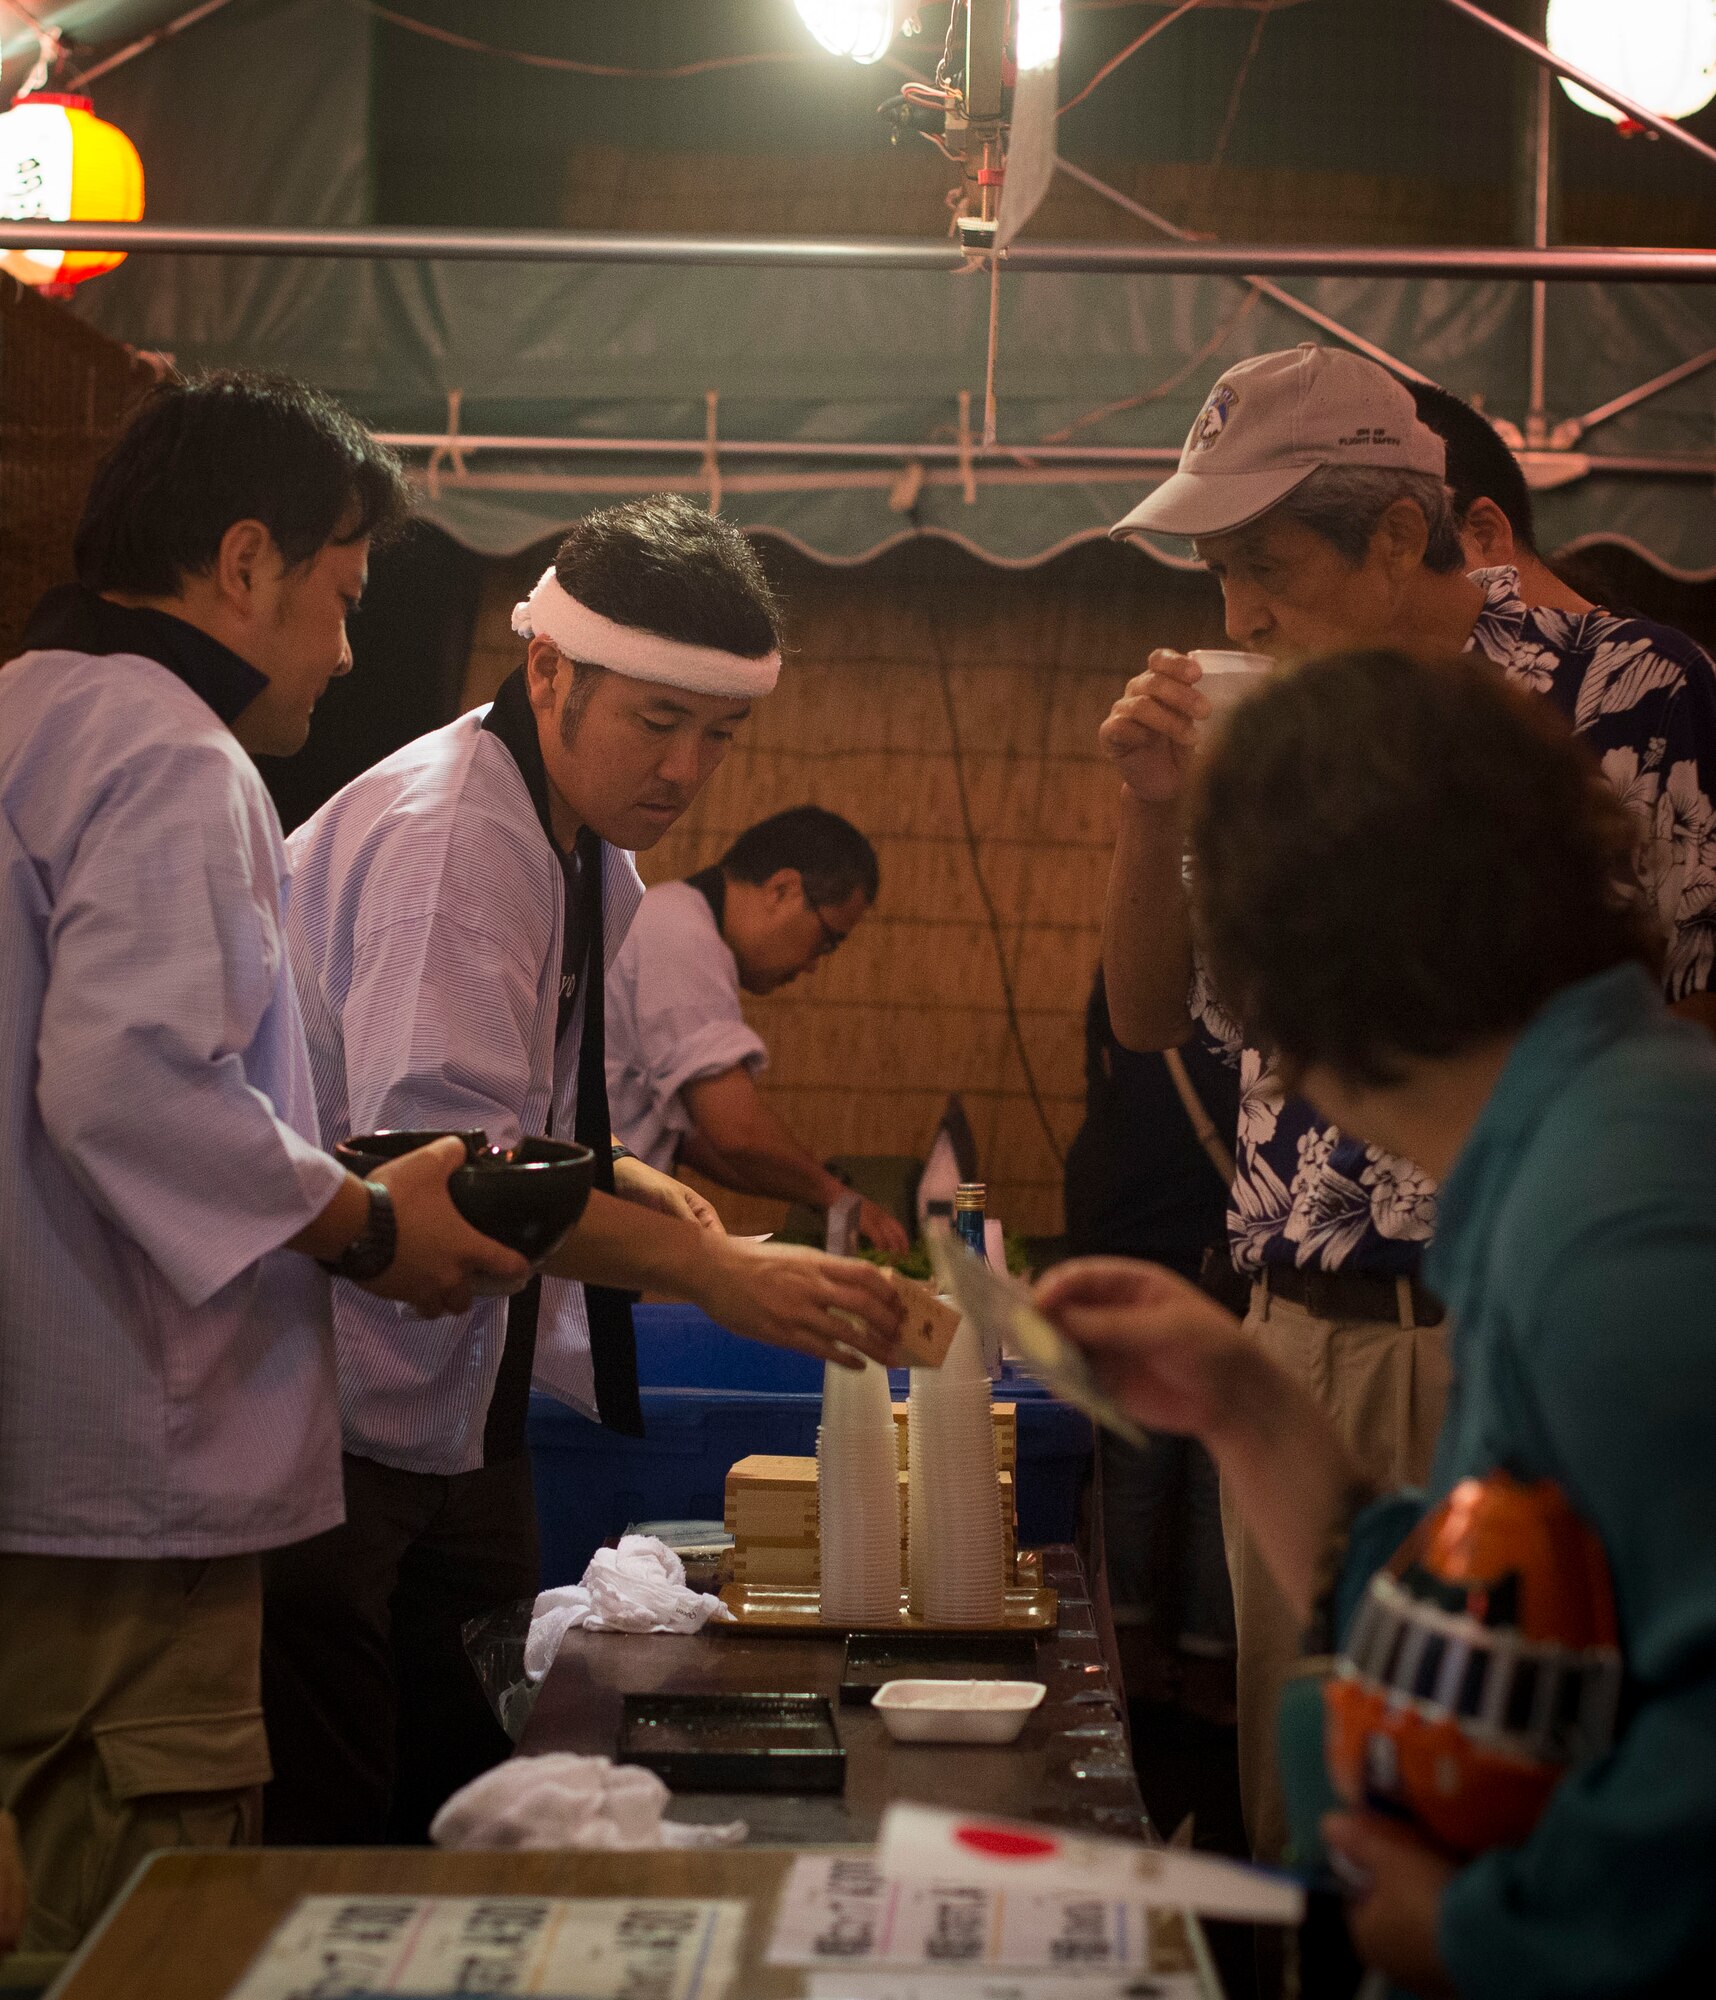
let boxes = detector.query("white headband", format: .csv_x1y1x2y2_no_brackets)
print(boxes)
511,567,780,699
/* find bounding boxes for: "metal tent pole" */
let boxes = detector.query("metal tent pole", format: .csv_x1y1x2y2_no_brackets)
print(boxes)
370,429,1716,482
6,220,1716,279
374,432,1187,465
1563,346,1716,445
1527,59,1554,446
1003,244,1716,280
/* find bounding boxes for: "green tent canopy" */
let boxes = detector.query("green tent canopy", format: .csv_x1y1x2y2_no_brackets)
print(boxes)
55,0,1716,574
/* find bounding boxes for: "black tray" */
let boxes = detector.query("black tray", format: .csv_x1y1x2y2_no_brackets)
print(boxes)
616,1692,845,1793
840,1629,1040,1704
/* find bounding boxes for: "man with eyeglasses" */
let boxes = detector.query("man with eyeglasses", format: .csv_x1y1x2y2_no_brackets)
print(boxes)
607,805,909,1252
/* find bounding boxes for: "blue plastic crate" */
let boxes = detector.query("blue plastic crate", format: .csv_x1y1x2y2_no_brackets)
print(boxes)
528,1304,1094,1587
633,1301,825,1393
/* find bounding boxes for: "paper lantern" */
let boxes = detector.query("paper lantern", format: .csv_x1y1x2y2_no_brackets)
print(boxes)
0,93,144,289
794,0,896,65
1547,0,1716,123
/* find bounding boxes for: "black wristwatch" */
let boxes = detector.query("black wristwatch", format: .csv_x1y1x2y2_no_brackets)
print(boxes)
318,1179,398,1283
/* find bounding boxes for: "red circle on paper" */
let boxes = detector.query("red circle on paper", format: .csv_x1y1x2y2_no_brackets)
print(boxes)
954,1825,1058,1861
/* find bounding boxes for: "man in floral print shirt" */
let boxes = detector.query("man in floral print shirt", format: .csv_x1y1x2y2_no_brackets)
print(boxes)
1099,344,1716,1863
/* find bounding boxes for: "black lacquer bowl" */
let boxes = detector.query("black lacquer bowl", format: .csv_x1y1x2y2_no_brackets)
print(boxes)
334,1129,595,1261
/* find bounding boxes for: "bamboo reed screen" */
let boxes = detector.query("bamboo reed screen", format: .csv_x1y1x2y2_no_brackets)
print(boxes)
463,535,1224,1237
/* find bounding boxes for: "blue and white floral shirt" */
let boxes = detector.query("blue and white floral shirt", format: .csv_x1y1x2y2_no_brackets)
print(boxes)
1193,566,1716,1276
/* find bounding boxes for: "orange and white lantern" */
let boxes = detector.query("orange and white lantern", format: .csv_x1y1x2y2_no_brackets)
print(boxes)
0,93,144,290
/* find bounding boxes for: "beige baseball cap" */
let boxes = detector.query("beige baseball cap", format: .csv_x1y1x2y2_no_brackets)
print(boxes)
1111,343,1446,541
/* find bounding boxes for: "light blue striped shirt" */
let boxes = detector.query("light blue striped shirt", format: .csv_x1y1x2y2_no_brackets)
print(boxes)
284,709,645,1475
607,879,768,1173
0,648,347,1559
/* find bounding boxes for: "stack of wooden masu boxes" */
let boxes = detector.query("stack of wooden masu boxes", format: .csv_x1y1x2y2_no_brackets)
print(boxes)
724,1403,1019,1589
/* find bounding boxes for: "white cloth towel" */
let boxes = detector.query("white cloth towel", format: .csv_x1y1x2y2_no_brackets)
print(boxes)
430,1752,746,1851
524,1535,735,1679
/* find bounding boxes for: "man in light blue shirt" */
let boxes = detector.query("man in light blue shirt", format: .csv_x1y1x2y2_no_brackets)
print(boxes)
268,497,904,1845
607,805,908,1252
0,376,524,1951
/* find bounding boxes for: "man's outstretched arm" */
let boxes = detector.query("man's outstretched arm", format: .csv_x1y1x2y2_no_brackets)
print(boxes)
682,1066,910,1252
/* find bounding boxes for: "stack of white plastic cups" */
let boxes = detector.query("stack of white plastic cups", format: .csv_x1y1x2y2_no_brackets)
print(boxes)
817,1357,904,1624
906,1315,1007,1626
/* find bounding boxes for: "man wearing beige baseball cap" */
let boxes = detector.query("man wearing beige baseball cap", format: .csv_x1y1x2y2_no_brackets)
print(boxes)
1097,342,1716,1866
1114,340,1447,543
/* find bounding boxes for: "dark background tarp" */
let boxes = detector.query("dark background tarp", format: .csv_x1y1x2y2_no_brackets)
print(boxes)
44,0,1716,572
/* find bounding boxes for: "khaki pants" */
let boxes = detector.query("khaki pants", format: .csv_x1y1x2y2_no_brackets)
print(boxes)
0,1553,269,1952
1221,1284,1450,1863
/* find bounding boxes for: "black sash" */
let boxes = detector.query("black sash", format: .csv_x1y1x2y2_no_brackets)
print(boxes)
480,668,642,1451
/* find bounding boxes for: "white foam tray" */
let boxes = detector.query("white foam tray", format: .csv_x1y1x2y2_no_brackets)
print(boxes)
872,1677,1047,1744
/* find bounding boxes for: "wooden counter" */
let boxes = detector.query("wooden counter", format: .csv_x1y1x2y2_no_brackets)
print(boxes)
519,1544,1149,1845
47,1548,1178,2000
48,1846,812,2000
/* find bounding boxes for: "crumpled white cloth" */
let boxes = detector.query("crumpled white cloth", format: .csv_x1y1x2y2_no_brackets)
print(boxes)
430,1752,746,1852
524,1535,735,1679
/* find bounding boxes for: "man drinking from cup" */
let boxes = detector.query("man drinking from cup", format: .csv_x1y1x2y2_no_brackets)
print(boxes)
1099,342,1716,1862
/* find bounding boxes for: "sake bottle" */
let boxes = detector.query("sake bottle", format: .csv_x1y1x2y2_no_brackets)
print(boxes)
953,1181,987,1259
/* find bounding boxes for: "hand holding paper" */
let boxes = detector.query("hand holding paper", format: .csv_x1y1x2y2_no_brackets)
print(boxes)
875,1802,1304,1927
1029,1255,1263,1444
927,1232,1149,1447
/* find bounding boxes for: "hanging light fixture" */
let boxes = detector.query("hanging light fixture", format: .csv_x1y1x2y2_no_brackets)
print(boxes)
794,0,897,65
1546,0,1716,124
0,93,144,290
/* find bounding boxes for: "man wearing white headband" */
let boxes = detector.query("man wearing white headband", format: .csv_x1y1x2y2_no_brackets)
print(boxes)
263,496,903,1846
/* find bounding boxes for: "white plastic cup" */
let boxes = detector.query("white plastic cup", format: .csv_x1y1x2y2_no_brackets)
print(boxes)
907,1338,1006,1628
819,1358,903,1624
1187,648,1275,717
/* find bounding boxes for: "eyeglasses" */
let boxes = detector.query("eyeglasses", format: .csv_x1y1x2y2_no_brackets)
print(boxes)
807,898,856,956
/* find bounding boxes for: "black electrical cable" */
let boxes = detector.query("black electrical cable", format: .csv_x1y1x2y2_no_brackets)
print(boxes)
922,595,1067,1170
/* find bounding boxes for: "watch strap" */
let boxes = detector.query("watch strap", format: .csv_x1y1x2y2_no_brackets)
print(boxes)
318,1178,397,1283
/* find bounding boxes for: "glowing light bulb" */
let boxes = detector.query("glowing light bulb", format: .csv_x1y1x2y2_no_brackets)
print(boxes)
1015,0,1062,72
794,0,897,65
1547,0,1716,123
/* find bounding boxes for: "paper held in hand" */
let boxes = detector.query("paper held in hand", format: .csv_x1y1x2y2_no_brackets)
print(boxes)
926,1230,1148,1449
875,1802,1305,1927
888,1269,962,1367
832,1269,962,1369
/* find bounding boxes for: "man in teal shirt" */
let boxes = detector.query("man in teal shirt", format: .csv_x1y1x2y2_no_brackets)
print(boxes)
1039,648,1716,1997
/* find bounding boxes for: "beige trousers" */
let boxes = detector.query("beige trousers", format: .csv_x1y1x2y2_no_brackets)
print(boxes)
0,1553,270,1952
1220,1285,1451,1863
